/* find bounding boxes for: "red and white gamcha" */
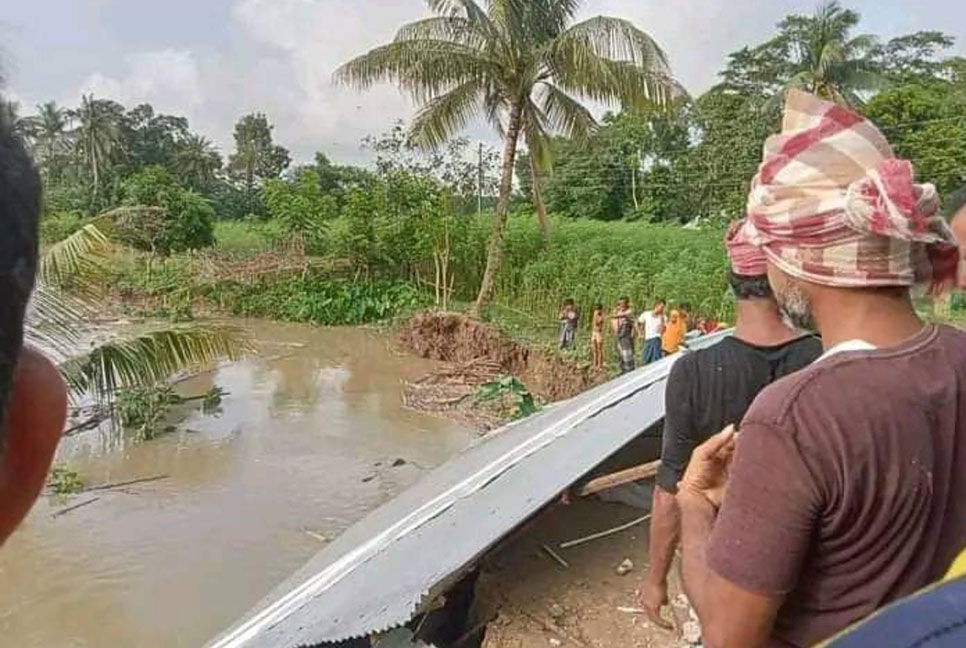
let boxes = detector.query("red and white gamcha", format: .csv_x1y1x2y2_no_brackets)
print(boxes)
731,90,960,292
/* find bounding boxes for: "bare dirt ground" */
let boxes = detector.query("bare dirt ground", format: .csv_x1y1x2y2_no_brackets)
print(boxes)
475,497,697,648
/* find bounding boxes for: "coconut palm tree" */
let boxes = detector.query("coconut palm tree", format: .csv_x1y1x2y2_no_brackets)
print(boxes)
336,0,680,316
778,1,883,106
71,94,124,207
176,134,222,190
22,101,70,178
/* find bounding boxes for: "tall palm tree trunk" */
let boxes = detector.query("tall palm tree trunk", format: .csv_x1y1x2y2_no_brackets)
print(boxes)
472,101,524,318
530,155,550,244
90,150,100,209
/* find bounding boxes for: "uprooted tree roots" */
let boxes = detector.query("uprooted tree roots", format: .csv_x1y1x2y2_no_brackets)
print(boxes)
398,312,605,431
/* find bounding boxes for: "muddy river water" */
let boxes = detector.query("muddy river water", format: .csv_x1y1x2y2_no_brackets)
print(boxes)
0,321,474,647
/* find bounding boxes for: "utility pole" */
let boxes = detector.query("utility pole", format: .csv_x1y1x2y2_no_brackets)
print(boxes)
477,142,484,217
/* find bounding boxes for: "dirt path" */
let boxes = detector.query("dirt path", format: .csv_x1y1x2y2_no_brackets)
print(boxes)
475,498,698,648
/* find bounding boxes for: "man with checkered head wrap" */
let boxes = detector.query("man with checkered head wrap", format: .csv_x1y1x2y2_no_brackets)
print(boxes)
642,219,821,629
674,91,966,648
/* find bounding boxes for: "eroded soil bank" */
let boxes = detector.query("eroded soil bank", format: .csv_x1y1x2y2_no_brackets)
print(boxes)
397,312,607,430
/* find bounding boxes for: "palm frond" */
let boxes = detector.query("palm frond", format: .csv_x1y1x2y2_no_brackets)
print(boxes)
25,285,89,359
334,40,500,104
39,223,112,289
553,16,670,71
410,78,486,148
556,55,682,111
60,325,249,402
425,0,490,22
395,16,489,49
522,113,553,174
483,83,508,138
537,82,597,143
817,41,844,78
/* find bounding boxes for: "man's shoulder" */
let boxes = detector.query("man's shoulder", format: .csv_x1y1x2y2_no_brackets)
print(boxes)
741,364,821,427
746,325,966,427
788,334,824,356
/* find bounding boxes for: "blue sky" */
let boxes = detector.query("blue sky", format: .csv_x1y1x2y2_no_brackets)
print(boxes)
2,0,964,164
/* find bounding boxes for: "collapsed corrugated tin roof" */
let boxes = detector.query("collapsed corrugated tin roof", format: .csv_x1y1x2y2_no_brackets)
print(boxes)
207,331,731,648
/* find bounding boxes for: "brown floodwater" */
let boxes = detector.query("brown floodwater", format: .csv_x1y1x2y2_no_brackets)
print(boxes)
0,321,474,648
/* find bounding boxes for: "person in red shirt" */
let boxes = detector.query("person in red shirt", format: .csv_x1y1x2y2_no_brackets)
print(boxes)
677,91,966,648
0,109,67,546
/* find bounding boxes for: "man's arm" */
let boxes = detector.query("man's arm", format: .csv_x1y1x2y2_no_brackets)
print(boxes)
679,489,780,648
643,359,695,626
678,422,821,648
644,486,680,629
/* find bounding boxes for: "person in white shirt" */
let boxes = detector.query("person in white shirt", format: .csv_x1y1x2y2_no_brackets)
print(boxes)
637,298,667,364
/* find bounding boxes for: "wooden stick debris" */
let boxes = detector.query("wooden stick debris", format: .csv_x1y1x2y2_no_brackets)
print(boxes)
576,460,661,497
540,543,570,568
559,514,652,550
303,529,329,543
52,497,101,518
84,474,169,492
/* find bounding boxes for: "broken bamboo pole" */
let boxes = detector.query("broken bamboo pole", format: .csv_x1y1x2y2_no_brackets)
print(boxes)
576,459,661,498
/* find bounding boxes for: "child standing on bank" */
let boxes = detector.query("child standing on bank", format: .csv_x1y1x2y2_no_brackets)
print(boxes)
591,303,605,370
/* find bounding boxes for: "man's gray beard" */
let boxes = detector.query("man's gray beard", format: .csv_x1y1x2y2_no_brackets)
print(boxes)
776,283,816,332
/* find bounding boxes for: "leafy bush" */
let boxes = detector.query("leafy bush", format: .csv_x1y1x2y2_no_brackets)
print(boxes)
48,466,85,495
120,165,216,254
477,375,540,420
118,384,179,440
203,277,429,325
40,210,84,244
264,167,338,251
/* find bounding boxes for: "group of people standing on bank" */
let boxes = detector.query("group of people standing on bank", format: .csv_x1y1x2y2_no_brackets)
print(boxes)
559,297,723,374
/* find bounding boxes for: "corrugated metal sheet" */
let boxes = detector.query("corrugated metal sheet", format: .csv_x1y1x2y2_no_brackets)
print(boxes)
207,331,731,648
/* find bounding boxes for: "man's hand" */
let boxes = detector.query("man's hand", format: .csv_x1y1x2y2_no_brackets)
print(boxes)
642,577,675,631
678,425,737,510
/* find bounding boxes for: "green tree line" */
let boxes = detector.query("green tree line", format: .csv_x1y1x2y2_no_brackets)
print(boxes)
8,1,966,330
516,3,966,224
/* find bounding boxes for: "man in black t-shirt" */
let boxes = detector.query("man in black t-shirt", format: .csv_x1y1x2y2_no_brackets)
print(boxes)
641,265,822,630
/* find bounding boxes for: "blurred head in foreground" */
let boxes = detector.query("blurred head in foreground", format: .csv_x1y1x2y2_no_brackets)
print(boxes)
0,102,67,545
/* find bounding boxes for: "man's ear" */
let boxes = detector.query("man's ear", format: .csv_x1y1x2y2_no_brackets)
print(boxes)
0,347,67,544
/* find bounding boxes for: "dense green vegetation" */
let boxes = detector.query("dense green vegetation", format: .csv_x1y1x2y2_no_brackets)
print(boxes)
517,5,966,223
7,1,964,352
202,278,428,326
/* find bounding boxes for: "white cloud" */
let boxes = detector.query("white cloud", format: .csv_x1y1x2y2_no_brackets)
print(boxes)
229,0,431,163
78,49,204,114
8,0,964,167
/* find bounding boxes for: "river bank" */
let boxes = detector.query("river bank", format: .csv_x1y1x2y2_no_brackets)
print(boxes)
397,311,608,431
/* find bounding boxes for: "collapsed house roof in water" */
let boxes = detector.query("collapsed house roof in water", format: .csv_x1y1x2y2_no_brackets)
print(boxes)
207,331,732,648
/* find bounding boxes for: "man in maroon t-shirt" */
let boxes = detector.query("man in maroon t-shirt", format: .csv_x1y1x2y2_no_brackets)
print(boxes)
676,90,966,648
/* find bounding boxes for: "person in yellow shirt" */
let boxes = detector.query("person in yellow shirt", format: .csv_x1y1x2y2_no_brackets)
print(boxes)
661,304,689,355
